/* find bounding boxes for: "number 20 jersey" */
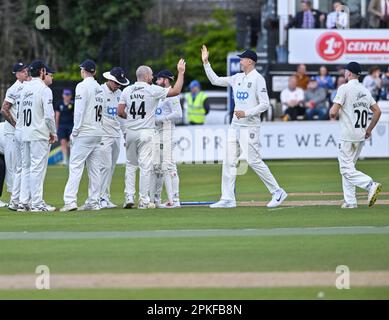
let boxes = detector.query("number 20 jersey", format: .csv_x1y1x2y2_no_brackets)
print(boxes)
333,79,376,142
119,81,169,131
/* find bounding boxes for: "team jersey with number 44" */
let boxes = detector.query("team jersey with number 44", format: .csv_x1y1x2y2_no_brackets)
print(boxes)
119,81,169,130
73,77,104,137
333,79,376,142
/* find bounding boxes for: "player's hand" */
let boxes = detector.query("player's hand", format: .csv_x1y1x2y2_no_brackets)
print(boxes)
365,129,372,140
234,110,246,119
177,58,186,74
201,45,209,64
49,133,58,144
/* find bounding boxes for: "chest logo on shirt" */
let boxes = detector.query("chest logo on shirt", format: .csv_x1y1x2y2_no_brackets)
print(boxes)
357,92,367,100
236,91,249,101
155,107,162,115
107,107,118,116
247,82,252,88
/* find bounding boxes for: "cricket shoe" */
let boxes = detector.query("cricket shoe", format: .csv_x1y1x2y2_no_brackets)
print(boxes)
100,198,117,209
0,200,8,208
60,202,78,212
367,182,382,207
341,202,358,209
78,203,101,211
160,201,181,209
31,203,56,212
17,203,31,212
138,201,156,209
8,201,19,211
123,196,135,209
267,188,288,208
210,200,236,208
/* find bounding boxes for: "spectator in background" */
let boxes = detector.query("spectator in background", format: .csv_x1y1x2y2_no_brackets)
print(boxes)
305,77,328,120
185,80,210,125
55,89,74,165
363,66,382,100
286,0,325,29
280,75,305,121
380,67,389,101
294,64,310,90
368,0,389,28
330,75,346,102
315,66,335,90
326,1,349,29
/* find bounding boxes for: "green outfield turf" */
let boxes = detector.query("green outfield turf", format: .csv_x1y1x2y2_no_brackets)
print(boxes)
0,159,388,299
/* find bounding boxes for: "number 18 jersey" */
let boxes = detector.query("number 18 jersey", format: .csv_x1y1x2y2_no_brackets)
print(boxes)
333,79,376,142
119,81,169,130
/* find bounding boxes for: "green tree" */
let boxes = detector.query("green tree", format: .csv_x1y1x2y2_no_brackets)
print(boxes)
148,10,236,89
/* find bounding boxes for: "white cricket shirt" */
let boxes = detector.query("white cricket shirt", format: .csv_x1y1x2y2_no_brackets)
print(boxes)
101,83,122,138
4,80,24,134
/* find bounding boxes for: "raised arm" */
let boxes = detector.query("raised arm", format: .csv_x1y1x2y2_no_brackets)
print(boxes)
167,59,186,97
202,45,233,87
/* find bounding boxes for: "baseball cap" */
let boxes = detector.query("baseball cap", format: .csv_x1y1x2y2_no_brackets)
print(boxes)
237,49,258,62
155,70,175,81
12,62,28,74
79,59,96,73
103,67,129,86
345,62,362,75
63,89,72,96
189,80,201,89
29,60,53,74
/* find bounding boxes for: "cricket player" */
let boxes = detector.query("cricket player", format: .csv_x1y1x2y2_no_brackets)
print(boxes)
0,122,8,207
201,45,287,208
329,62,382,208
1,62,29,210
151,70,182,208
100,67,130,209
20,60,57,212
61,59,104,212
118,59,186,209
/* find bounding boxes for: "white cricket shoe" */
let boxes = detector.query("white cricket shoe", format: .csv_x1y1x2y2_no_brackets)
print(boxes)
367,182,382,207
123,196,135,209
0,200,8,208
210,200,236,208
100,198,117,209
341,202,358,209
8,201,19,211
31,203,56,212
138,201,155,209
78,203,101,211
106,200,117,209
17,203,31,212
267,189,288,208
160,201,181,209
60,202,78,212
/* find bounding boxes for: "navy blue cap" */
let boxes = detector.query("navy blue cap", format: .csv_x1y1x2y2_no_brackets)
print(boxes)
29,60,52,74
103,67,129,85
12,62,28,74
155,70,174,81
345,62,362,75
237,49,258,62
79,59,96,73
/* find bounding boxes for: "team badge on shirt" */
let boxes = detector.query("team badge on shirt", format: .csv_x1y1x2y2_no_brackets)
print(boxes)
247,82,252,88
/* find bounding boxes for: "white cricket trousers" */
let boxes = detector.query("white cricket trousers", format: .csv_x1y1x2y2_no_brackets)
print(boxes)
4,133,16,192
125,128,154,204
338,140,373,205
22,140,50,207
150,128,179,203
63,136,102,205
100,136,121,200
10,130,29,204
221,125,280,201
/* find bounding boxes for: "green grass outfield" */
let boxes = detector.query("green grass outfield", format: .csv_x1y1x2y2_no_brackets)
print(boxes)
0,159,388,299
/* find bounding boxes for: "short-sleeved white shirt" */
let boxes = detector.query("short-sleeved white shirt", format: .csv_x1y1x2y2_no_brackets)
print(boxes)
3,80,24,135
119,82,169,130
101,83,122,138
333,79,376,141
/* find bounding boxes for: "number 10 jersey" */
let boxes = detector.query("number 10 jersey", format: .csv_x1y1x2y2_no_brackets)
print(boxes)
333,79,376,142
119,81,169,131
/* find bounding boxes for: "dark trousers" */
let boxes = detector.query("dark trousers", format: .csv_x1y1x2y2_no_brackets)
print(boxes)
285,106,306,120
0,154,6,197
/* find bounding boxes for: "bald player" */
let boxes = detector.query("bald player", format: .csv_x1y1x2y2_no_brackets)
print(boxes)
330,62,382,208
201,45,287,208
118,59,186,209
